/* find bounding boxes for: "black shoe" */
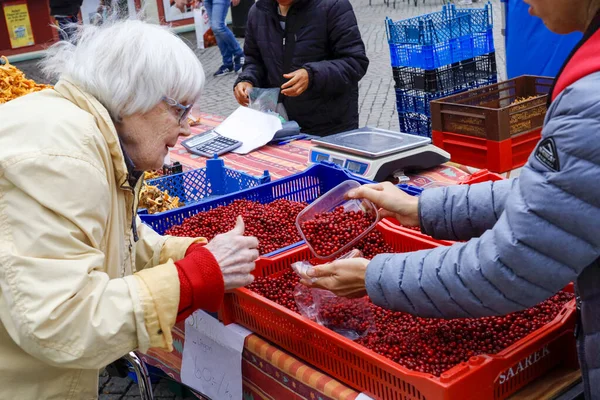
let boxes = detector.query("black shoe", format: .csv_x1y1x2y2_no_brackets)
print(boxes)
213,64,235,77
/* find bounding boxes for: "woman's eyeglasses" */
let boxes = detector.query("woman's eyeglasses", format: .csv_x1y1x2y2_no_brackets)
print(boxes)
162,96,193,126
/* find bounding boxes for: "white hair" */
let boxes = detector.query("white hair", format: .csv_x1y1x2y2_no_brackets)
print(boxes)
41,12,205,120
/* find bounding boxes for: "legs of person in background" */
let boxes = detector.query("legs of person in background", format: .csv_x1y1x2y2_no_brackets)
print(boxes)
204,0,245,76
55,15,79,42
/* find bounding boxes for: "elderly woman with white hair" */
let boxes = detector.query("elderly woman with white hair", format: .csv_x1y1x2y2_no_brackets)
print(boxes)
0,17,258,399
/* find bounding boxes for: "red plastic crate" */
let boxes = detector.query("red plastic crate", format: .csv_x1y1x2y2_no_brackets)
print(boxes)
462,169,504,184
432,128,541,173
380,219,454,246
382,169,504,244
221,223,578,400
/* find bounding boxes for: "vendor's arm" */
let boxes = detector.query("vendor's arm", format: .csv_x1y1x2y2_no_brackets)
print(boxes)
235,6,266,88
418,179,517,241
0,156,190,369
348,179,516,241
367,78,600,318
302,0,369,96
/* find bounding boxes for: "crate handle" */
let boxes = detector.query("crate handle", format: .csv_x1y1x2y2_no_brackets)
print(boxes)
439,109,486,119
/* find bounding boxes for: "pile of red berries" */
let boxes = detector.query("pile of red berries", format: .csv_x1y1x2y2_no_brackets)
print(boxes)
300,206,377,257
247,228,575,377
248,270,302,312
166,199,306,255
358,291,572,376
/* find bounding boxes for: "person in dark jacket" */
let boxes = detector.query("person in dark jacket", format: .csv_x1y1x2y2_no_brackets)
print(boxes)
233,0,369,136
49,0,83,41
302,0,600,397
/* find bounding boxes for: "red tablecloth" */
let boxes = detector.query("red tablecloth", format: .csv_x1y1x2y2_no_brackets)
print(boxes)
171,113,475,186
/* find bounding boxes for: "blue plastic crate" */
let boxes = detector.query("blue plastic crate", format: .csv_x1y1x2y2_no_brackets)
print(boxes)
397,183,424,196
140,162,421,257
389,29,494,69
140,155,271,214
386,3,493,46
392,52,497,93
398,112,432,137
395,75,497,116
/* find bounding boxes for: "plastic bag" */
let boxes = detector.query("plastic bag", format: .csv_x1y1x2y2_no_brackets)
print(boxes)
248,87,280,113
292,249,374,340
194,6,216,49
293,285,374,340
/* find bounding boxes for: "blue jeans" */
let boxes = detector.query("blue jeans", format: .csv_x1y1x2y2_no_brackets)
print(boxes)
204,0,244,66
55,15,79,42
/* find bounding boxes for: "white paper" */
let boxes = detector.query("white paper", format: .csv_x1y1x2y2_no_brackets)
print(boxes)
181,311,252,400
356,393,375,400
215,107,283,154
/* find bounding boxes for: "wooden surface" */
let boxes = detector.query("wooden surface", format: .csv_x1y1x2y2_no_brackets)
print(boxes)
510,367,582,399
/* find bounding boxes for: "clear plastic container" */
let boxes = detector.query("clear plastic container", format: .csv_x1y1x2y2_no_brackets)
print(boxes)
295,180,380,259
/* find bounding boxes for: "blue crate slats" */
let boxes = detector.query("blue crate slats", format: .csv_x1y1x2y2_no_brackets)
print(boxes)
398,112,432,137
140,162,422,257
142,155,270,213
395,75,498,116
387,3,495,69
389,29,494,70
392,52,497,93
386,3,493,45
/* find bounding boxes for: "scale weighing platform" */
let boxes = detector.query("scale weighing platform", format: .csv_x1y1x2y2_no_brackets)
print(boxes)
310,127,450,181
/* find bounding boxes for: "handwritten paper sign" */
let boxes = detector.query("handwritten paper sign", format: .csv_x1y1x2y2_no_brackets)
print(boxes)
181,311,252,400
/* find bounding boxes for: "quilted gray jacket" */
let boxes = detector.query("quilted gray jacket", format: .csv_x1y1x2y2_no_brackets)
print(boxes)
366,72,600,399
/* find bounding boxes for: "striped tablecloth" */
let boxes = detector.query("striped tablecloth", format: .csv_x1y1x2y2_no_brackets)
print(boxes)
141,325,363,400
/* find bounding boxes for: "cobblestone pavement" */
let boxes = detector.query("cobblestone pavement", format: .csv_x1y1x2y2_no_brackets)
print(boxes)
11,1,506,398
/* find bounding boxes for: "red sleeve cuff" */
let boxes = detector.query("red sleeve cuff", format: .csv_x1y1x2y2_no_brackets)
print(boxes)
185,242,204,257
175,247,224,322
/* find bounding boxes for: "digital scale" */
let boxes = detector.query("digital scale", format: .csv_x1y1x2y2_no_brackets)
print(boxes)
310,127,450,181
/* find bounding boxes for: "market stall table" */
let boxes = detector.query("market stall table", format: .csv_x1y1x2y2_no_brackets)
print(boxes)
139,113,581,399
173,113,477,186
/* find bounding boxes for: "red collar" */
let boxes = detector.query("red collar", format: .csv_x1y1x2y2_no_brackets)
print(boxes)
551,13,600,101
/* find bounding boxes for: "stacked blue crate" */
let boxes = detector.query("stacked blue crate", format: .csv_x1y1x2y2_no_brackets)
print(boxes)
387,3,497,137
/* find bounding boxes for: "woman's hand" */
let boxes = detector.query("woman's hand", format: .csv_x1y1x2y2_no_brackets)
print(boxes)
301,258,369,298
231,0,241,6
205,216,259,290
281,69,309,97
347,182,420,227
234,81,253,106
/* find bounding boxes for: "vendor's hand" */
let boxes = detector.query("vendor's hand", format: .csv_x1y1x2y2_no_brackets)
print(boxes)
281,69,309,97
231,0,241,6
347,182,420,227
301,258,369,298
234,82,253,107
205,216,259,290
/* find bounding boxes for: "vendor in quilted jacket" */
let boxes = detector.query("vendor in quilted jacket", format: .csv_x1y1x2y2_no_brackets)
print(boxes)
0,15,258,399
304,1,600,397
233,0,369,136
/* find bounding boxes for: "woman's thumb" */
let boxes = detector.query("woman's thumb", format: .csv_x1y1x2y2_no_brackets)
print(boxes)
233,215,245,234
